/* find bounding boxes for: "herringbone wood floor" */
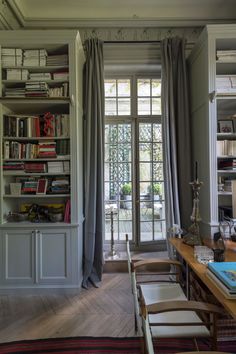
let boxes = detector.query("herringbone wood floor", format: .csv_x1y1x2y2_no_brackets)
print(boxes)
0,273,137,343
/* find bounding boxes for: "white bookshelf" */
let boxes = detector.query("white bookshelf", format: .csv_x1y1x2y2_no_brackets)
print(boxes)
0,30,85,289
189,24,236,236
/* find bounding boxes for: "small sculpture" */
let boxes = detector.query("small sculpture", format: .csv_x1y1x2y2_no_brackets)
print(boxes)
183,162,203,246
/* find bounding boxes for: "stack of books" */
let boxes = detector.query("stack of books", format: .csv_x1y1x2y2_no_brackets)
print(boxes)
25,81,49,97
38,141,57,158
52,71,69,80
1,48,23,67
206,262,236,299
216,75,236,94
3,162,25,171
6,68,29,81
29,72,51,81
217,50,236,62
23,49,48,67
46,54,68,66
218,159,236,170
24,162,47,173
49,176,70,194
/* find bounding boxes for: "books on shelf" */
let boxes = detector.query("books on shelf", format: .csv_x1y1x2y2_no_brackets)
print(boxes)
23,49,47,67
206,269,236,299
216,75,236,94
3,114,70,138
218,159,236,170
1,48,23,67
46,54,68,66
6,68,29,81
208,262,236,290
217,50,236,62
217,140,236,157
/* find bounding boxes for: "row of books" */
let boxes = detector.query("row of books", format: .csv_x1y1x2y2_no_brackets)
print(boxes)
1,48,68,67
216,75,236,93
3,161,70,173
206,262,236,299
217,140,236,157
3,114,70,138
216,50,236,62
3,140,70,159
9,176,70,195
4,69,69,81
218,159,236,170
4,81,68,98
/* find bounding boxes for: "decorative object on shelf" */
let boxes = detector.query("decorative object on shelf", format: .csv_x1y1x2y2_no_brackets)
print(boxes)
105,206,120,260
218,120,234,133
36,179,48,195
10,183,21,195
183,161,203,246
7,211,28,222
43,111,54,137
28,203,50,222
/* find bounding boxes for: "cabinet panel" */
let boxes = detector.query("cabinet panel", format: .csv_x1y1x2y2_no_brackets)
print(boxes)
2,229,35,285
38,228,72,285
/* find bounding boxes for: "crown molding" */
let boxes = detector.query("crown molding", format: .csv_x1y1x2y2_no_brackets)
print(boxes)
8,17,236,29
0,0,22,29
5,0,25,27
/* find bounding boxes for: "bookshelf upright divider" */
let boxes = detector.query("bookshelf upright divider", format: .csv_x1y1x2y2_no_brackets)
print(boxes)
0,30,85,289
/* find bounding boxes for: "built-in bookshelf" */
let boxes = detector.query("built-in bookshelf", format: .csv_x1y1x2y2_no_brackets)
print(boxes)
189,24,236,236
0,30,85,289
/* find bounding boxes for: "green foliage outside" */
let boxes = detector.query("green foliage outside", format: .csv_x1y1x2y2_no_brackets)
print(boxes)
121,183,132,195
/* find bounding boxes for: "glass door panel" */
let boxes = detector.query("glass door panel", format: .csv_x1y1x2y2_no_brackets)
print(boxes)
105,123,133,242
138,123,166,242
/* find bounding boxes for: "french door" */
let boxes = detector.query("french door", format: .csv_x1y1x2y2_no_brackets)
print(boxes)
104,77,166,248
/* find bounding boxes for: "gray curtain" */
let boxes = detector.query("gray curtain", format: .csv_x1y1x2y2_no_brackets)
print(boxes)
82,38,105,288
161,37,192,256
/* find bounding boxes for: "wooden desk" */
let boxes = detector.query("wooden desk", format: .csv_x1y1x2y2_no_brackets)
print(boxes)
170,238,236,320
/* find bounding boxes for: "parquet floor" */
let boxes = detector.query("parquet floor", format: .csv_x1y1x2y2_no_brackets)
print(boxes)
0,273,137,343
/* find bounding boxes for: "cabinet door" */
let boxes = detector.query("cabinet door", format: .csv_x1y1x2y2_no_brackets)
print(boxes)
37,228,72,285
2,229,35,286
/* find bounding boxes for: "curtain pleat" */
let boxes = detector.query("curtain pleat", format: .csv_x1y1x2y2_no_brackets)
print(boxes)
161,37,192,257
82,39,105,288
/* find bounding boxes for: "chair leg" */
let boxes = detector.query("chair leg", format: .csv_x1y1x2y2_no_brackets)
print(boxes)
134,313,138,333
193,338,199,351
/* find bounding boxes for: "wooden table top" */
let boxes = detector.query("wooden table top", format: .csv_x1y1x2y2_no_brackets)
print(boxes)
170,238,236,319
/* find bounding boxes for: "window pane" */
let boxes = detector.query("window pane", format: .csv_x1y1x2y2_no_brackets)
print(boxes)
118,124,131,143
105,80,116,96
139,123,152,141
153,124,162,142
153,162,163,180
118,98,130,115
118,79,130,97
152,98,161,115
118,144,132,162
152,80,161,96
140,222,153,241
153,143,162,161
140,162,151,181
105,98,116,115
139,143,152,161
138,98,150,115
138,79,150,96
140,182,151,196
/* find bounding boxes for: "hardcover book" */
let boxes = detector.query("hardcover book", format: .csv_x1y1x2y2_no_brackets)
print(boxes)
208,262,236,290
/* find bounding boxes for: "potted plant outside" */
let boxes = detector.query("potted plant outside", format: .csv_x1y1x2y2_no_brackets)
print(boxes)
152,183,162,201
121,183,132,209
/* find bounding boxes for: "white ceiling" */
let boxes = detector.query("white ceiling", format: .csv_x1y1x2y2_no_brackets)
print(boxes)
9,0,236,27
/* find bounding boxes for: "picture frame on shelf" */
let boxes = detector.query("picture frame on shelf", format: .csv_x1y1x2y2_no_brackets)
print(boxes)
218,120,234,133
36,179,48,195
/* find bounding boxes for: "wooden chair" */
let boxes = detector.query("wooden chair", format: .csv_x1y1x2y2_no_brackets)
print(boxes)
141,298,222,354
125,234,187,333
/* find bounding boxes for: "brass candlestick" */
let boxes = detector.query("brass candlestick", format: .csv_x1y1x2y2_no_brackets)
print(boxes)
183,177,203,246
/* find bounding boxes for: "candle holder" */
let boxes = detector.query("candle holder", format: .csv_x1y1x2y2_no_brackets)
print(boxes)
183,178,203,246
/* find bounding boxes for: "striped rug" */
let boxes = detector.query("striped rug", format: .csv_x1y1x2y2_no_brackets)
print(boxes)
0,336,235,353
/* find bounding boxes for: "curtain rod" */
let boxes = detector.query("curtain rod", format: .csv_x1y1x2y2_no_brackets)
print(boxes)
104,40,161,44
104,40,195,45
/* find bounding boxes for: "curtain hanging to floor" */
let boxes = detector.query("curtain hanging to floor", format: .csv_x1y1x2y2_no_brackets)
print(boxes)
82,38,105,288
161,37,192,257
